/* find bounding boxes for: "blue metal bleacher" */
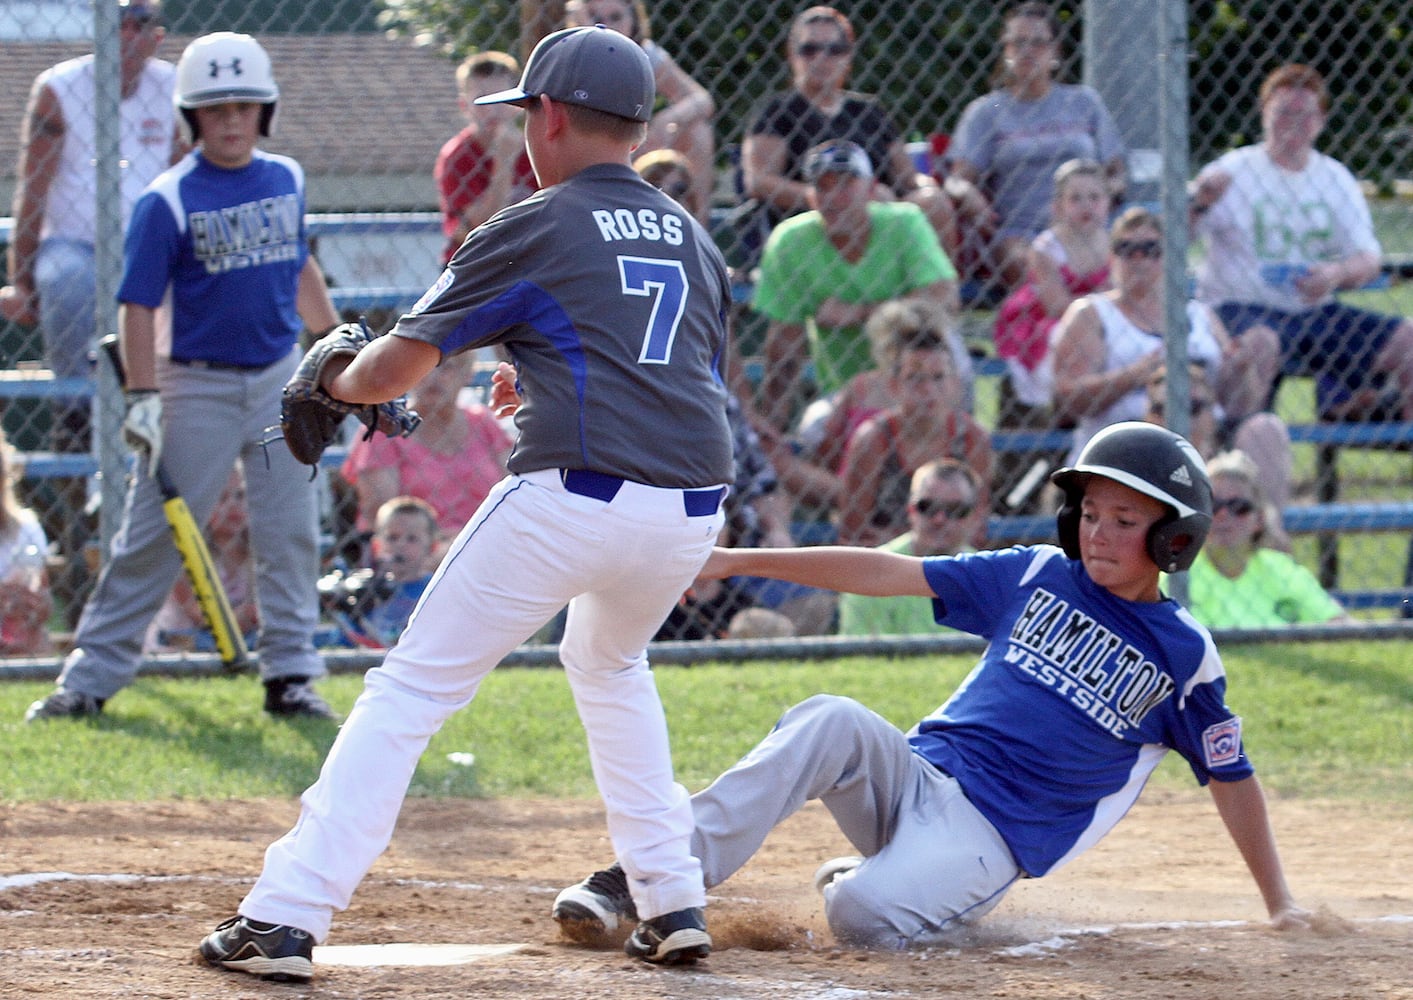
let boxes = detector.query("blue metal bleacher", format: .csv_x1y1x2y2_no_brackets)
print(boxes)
5,213,1411,612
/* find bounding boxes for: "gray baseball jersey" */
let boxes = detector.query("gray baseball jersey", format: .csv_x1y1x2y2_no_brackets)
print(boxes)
392,162,734,489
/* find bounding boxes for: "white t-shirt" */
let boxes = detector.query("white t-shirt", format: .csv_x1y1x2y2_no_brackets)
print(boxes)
1063,295,1221,464
1193,144,1380,312
38,55,177,243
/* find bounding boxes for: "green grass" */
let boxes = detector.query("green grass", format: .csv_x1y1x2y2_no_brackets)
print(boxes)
3,640,1409,805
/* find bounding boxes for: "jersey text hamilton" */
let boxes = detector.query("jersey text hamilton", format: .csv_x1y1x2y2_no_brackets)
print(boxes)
1004,587,1176,737
190,193,302,273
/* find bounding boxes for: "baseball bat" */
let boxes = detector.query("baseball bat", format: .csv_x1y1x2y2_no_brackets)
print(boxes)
99,336,251,672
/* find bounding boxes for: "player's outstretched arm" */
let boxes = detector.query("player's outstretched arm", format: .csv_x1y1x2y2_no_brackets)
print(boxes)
700,545,932,597
1207,775,1312,930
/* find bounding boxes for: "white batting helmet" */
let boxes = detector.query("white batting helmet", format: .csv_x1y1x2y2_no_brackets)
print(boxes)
175,32,279,139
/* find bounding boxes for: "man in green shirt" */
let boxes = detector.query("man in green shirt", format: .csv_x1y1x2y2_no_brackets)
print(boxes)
752,140,959,431
838,460,985,636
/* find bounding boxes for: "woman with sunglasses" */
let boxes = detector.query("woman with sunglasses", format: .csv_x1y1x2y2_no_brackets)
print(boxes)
1182,451,1350,628
1051,207,1281,468
742,6,957,253
947,3,1125,293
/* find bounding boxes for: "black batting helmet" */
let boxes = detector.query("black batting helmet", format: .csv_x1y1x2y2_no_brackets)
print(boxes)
1051,421,1213,573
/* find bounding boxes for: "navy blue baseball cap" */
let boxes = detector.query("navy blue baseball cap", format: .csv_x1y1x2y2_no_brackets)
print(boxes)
474,25,654,123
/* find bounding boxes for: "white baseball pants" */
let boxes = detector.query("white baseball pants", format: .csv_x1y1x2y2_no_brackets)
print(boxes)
241,469,724,940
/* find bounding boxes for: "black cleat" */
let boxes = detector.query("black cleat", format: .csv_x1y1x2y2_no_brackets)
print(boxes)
624,907,711,964
198,915,315,982
24,688,104,722
553,862,638,936
263,677,337,719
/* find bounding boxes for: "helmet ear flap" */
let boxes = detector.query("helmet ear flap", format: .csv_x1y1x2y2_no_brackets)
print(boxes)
1055,485,1083,559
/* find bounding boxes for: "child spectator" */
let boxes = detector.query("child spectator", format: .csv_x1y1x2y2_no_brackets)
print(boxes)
993,158,1112,420
435,51,537,264
0,436,53,657
320,497,438,650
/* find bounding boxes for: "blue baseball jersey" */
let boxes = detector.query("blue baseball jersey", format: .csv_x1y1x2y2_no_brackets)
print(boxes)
391,163,733,489
912,545,1252,877
117,150,311,366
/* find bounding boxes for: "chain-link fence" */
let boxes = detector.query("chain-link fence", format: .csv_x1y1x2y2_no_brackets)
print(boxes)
0,0,1409,659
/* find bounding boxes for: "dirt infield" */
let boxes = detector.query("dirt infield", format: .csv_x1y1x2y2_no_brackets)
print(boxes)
1,790,1410,999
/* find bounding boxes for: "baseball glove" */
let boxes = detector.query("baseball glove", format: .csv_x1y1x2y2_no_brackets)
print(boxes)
280,320,422,466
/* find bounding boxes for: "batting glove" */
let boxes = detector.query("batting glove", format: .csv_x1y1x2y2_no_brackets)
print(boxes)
123,390,163,477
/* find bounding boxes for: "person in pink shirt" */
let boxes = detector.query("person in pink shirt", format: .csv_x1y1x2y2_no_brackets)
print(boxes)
340,353,511,552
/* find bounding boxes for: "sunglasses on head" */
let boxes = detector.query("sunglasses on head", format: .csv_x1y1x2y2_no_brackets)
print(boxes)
797,42,851,58
1212,497,1256,516
1112,239,1162,259
121,12,159,28
912,498,974,519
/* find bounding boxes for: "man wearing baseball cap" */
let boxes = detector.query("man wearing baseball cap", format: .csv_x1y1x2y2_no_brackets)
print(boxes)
752,138,963,434
199,24,734,980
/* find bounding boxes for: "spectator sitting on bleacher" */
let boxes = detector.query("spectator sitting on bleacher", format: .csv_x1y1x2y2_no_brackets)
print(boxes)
435,51,537,265
1144,363,1292,552
752,140,961,435
144,466,258,655
837,460,985,637
1051,207,1281,467
836,322,992,549
812,300,972,467
0,434,53,657
946,2,1126,296
1178,451,1350,628
994,158,1112,423
567,0,716,225
1190,63,1413,423
340,351,512,555
741,5,958,256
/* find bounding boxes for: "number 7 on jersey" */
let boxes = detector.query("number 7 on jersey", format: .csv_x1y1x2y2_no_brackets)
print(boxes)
619,255,689,365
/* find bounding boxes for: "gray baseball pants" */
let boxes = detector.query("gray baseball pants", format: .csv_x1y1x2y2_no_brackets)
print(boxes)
56,349,323,699
689,694,1021,948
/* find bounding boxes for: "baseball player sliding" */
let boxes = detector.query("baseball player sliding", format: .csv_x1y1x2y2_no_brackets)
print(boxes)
199,25,733,982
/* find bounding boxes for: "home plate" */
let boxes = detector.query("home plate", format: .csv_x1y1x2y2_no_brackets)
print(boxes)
314,943,526,967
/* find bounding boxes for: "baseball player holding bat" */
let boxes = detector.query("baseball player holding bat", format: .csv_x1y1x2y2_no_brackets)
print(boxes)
25,32,339,722
199,25,733,982
99,335,250,668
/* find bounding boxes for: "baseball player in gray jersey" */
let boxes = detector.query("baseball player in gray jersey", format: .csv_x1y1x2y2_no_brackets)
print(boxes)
197,26,732,982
